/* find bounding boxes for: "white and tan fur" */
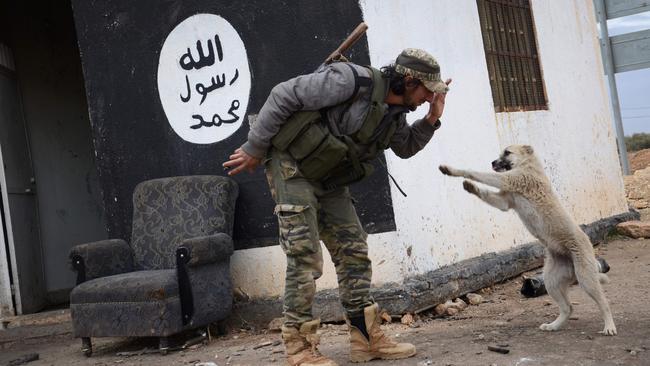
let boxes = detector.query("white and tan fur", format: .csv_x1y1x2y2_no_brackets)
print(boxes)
439,144,616,335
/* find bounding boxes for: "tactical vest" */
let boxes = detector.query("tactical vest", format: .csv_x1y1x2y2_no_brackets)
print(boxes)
271,64,396,188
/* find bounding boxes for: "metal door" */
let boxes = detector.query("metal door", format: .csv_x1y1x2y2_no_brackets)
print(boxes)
0,60,46,314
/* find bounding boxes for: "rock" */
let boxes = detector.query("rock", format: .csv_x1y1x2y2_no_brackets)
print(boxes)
446,307,459,316
487,345,510,354
624,166,650,209
434,303,447,316
467,293,483,305
452,298,468,310
268,317,284,332
380,310,392,324
195,363,218,366
617,221,650,238
401,313,414,325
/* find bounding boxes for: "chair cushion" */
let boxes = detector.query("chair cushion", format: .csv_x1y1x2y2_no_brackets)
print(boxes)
70,269,178,304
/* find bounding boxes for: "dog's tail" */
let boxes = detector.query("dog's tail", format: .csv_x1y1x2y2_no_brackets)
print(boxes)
599,273,610,284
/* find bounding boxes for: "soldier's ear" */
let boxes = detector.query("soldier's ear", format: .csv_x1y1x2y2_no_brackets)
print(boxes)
523,145,534,155
404,75,418,88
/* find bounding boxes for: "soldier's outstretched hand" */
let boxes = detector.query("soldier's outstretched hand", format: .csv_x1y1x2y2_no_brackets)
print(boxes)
223,147,261,176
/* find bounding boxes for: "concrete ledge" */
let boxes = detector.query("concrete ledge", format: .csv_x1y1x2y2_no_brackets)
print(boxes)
233,210,639,326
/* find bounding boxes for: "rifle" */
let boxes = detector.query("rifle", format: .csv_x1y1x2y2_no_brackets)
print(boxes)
323,22,368,65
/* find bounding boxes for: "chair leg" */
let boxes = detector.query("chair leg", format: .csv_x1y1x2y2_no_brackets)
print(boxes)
159,336,170,355
81,337,92,357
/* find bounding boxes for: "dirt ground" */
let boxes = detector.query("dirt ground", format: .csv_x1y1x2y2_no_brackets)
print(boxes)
3,154,649,366
628,148,650,174
1,236,649,366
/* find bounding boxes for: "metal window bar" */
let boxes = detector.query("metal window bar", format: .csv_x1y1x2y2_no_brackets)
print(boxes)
477,0,547,112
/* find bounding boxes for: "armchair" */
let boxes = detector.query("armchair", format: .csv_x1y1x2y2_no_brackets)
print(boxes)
69,175,238,356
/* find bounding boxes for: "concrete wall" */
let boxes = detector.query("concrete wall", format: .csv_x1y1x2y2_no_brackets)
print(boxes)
231,0,628,299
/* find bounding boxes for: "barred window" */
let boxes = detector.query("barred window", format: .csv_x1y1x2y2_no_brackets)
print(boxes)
477,0,547,112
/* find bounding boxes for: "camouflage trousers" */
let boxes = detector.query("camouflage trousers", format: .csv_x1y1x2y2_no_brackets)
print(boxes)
265,149,374,329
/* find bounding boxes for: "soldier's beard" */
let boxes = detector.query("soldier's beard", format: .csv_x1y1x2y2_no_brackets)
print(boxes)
403,92,419,112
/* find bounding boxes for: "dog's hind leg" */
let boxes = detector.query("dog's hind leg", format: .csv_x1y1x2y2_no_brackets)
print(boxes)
540,253,574,332
574,253,617,336
462,180,511,211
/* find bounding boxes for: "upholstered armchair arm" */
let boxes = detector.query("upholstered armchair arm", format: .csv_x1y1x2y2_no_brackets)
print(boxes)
69,239,136,284
176,233,234,267
175,233,234,325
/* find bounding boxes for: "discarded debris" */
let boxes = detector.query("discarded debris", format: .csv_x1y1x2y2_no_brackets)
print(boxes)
626,347,644,356
401,313,414,325
596,257,610,273
466,293,484,305
452,298,467,310
487,345,510,354
432,297,473,317
7,353,39,366
253,341,273,350
115,348,159,357
434,303,447,316
520,274,546,298
268,317,283,332
380,310,392,323
446,307,459,316
521,256,611,298
233,287,250,302
184,333,209,348
194,362,218,366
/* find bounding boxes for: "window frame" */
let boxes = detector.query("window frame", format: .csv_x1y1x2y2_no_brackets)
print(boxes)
476,0,548,113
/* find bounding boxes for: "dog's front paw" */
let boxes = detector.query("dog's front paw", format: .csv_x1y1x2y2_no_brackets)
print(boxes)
439,165,455,176
599,325,617,336
463,180,479,195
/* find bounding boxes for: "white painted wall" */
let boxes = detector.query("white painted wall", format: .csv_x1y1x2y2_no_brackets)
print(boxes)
230,0,629,299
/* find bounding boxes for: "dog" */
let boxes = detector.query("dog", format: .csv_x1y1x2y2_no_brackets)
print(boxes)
439,144,616,335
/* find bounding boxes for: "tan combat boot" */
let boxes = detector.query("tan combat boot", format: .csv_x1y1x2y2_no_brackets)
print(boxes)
349,304,416,362
281,319,338,366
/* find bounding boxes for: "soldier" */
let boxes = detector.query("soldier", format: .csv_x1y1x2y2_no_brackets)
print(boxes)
223,48,451,365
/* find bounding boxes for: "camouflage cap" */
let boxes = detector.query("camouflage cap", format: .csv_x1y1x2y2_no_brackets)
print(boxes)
395,48,448,93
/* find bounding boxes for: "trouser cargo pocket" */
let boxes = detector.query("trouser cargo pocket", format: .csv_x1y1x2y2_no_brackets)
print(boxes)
275,204,317,256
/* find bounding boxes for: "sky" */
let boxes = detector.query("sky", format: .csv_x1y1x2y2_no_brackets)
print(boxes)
606,11,650,136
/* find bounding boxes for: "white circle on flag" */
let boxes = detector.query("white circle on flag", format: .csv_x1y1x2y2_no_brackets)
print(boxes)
157,14,251,144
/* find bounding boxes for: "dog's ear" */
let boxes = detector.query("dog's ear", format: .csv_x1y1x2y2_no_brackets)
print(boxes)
522,145,534,155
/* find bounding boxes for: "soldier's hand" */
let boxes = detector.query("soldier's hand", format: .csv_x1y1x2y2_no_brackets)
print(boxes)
223,147,261,176
426,78,452,124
